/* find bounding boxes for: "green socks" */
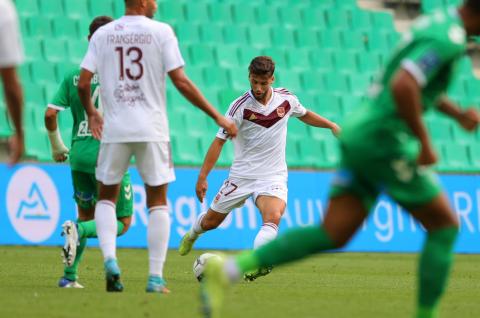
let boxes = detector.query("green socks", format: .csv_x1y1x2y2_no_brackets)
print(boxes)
64,236,87,281
77,220,125,238
64,220,126,280
236,225,335,273
417,226,458,318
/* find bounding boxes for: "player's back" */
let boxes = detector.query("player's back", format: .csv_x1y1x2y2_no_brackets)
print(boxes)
82,16,184,143
0,0,23,67
49,68,101,173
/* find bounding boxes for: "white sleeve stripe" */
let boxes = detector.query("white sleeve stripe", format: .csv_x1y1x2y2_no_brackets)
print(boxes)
47,104,66,111
401,59,427,87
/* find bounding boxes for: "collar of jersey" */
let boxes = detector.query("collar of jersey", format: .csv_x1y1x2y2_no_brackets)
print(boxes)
121,15,147,20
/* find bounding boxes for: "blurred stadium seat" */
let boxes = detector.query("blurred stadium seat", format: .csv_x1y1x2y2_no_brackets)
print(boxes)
11,0,480,171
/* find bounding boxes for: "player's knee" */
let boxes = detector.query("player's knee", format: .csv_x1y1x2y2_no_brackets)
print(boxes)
262,210,282,225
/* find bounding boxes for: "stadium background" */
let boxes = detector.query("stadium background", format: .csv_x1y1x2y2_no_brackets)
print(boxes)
1,0,480,252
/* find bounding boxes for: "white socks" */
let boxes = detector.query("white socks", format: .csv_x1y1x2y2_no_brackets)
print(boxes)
95,200,117,261
253,223,279,249
147,206,170,277
188,212,207,240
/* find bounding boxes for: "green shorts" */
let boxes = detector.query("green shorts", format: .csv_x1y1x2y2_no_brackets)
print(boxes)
71,170,133,218
329,143,442,212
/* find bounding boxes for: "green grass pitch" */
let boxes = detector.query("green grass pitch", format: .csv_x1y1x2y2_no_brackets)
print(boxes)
0,246,479,318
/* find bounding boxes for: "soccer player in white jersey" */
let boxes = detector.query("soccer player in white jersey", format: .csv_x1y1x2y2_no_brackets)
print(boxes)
179,56,340,280
0,0,24,164
77,0,237,293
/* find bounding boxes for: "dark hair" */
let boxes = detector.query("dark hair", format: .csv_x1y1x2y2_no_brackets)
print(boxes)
89,16,113,37
465,0,480,13
248,56,275,77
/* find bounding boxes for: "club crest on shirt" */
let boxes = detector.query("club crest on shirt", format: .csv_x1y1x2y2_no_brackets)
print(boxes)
277,106,286,118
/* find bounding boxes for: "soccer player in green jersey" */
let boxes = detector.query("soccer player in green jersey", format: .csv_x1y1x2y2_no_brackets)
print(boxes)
201,1,480,318
45,16,134,289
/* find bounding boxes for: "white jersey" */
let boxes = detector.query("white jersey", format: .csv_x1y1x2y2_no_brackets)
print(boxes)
0,0,23,67
80,15,185,143
217,88,307,182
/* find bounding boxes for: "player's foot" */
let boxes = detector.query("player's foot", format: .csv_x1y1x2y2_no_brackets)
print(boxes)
104,259,123,292
58,277,84,289
178,232,196,256
244,266,273,282
61,220,78,267
200,256,229,318
146,275,170,293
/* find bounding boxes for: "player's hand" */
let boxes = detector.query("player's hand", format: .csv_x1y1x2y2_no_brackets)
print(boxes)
196,176,208,203
458,108,480,132
52,148,69,162
88,110,103,140
216,116,237,138
417,143,437,166
8,132,24,165
331,123,341,137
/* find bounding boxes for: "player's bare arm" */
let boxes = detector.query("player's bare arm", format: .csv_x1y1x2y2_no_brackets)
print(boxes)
0,66,24,164
436,96,480,131
391,69,436,165
78,69,103,140
168,67,238,137
299,110,341,136
196,137,226,202
44,108,69,162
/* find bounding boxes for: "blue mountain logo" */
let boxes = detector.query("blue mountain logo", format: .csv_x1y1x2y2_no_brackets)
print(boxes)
16,183,50,220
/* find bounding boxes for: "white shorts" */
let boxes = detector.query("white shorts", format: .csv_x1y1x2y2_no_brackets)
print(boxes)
210,177,288,214
96,142,175,186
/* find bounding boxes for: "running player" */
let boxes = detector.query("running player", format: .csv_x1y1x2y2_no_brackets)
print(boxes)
77,0,237,293
201,2,480,318
179,56,339,281
0,0,24,164
44,16,134,289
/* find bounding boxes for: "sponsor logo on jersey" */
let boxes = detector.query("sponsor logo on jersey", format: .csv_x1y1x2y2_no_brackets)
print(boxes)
243,101,291,128
6,166,60,243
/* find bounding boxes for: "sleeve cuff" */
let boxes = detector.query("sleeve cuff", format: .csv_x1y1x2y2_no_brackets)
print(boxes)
401,59,427,87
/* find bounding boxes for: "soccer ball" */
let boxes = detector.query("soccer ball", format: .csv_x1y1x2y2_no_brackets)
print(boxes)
193,252,222,282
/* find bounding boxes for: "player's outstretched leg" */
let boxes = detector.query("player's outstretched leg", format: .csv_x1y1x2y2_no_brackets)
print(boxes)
200,255,229,318
105,258,123,292
179,212,207,256
179,232,197,256
61,220,78,267
201,226,337,317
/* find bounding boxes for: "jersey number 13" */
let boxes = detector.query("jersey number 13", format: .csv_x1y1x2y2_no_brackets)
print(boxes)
115,46,144,80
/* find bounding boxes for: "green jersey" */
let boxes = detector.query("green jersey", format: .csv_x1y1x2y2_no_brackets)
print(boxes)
49,69,101,173
341,8,467,158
